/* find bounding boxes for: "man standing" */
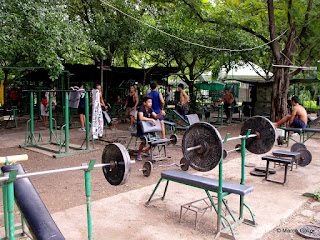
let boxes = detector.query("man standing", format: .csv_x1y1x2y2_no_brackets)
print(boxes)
148,82,165,138
177,83,189,117
78,82,86,131
273,95,308,128
216,88,234,123
123,85,139,130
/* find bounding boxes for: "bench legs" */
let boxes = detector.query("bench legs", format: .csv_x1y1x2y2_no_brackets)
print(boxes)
265,160,289,185
145,178,168,206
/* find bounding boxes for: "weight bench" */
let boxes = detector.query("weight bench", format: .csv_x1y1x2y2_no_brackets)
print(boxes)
262,156,293,185
163,120,176,134
272,150,301,170
139,120,171,161
281,127,320,146
146,170,256,239
1,164,65,240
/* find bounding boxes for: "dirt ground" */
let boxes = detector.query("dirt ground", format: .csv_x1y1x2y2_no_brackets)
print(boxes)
0,114,319,240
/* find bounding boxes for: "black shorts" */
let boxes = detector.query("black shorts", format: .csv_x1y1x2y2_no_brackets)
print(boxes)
78,106,85,115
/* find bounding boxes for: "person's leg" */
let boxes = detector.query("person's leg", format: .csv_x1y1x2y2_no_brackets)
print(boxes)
80,114,85,128
44,116,48,126
160,120,165,138
137,144,143,160
273,114,291,128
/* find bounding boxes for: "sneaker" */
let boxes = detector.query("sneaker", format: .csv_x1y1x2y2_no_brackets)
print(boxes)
133,122,137,127
79,127,86,131
127,126,133,130
291,133,299,137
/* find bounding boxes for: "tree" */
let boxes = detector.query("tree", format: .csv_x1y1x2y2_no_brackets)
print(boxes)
0,0,98,108
181,0,320,120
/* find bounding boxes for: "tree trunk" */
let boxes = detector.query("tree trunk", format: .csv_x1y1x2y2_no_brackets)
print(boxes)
187,80,196,113
271,63,291,122
3,71,8,111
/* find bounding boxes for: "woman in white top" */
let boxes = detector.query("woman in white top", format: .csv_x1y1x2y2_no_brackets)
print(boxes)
165,87,173,103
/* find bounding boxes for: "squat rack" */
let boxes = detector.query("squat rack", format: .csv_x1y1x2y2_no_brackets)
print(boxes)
20,90,95,158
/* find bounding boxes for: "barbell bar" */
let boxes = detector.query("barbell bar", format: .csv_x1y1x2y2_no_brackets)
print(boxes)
182,116,276,172
137,134,178,147
223,144,242,159
139,157,189,177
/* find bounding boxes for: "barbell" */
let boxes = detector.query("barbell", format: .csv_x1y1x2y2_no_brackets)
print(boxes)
223,144,242,159
182,116,276,172
0,143,133,186
139,157,189,177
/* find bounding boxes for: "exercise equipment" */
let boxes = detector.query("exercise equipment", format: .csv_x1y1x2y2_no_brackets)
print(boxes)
146,116,275,239
1,145,132,240
223,144,241,159
291,142,307,152
139,157,189,177
20,90,95,158
296,225,320,239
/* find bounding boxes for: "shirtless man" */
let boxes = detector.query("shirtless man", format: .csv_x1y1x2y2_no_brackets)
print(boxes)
216,88,234,122
178,83,189,117
273,95,308,129
124,85,139,130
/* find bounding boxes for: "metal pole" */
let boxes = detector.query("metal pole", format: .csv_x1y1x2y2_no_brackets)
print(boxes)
49,94,53,142
84,160,95,240
64,92,69,153
85,92,90,150
7,170,18,240
30,92,34,144
239,138,246,219
217,156,223,234
2,181,9,238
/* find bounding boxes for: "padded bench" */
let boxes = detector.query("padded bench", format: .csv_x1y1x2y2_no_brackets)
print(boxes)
262,156,293,185
161,170,254,196
272,150,301,170
282,127,320,146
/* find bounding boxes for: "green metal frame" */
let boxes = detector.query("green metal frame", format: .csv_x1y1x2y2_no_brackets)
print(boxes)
145,130,256,239
1,159,97,240
280,127,319,146
20,91,95,158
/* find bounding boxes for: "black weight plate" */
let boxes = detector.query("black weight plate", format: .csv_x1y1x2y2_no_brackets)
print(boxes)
170,134,178,145
254,167,276,174
291,142,307,152
102,143,131,185
235,144,241,152
182,122,222,172
241,116,276,154
223,149,228,159
180,157,189,171
297,148,312,167
143,161,152,177
245,163,256,168
296,225,320,239
277,136,285,145
141,136,148,147
250,170,265,177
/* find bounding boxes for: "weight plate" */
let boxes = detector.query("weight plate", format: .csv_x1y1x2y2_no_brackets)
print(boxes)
143,161,152,177
180,157,189,171
254,167,276,174
102,143,131,185
277,136,285,145
296,225,320,239
245,163,256,168
250,170,265,177
241,116,276,154
141,136,148,147
296,148,312,167
223,149,228,159
182,122,222,172
170,134,178,145
291,142,307,152
235,144,241,152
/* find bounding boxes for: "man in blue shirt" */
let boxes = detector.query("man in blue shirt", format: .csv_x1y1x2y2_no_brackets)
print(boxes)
148,82,166,138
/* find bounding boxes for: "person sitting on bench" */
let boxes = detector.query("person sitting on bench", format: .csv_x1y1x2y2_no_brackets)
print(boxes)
273,95,308,129
136,95,166,161
215,88,234,122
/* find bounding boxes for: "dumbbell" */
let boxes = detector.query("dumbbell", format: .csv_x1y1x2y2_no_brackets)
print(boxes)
139,157,189,177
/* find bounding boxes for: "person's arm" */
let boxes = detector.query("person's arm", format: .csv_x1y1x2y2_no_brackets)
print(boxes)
288,107,297,126
132,93,139,110
151,110,166,120
215,96,224,106
159,92,165,110
139,111,157,125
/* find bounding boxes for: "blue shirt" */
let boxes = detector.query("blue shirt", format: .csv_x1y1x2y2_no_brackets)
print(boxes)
148,91,161,113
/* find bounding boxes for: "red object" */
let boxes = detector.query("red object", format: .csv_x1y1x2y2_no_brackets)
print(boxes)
10,90,19,101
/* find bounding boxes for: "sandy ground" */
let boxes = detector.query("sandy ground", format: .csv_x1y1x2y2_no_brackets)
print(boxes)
0,115,319,240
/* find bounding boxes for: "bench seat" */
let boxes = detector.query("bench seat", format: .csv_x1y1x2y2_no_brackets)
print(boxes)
161,170,253,196
163,120,176,126
284,127,320,133
175,126,188,131
272,150,300,160
262,156,292,164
